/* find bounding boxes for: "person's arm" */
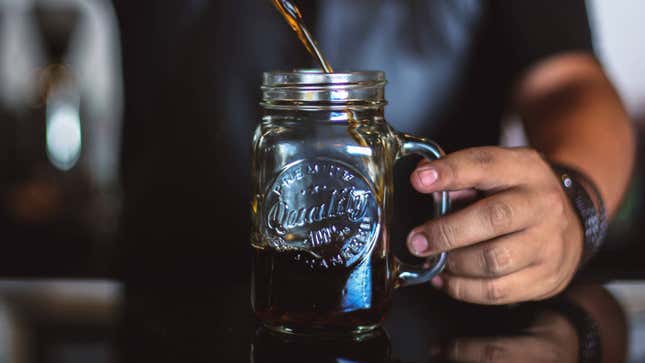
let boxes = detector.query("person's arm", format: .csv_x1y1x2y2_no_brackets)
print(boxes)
516,52,634,219
405,53,634,304
402,0,635,305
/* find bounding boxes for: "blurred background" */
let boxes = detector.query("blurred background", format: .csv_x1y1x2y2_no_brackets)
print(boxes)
0,0,122,277
0,0,643,362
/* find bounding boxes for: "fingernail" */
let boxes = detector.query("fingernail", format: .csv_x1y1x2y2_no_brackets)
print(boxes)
416,167,438,186
409,233,428,255
431,276,444,288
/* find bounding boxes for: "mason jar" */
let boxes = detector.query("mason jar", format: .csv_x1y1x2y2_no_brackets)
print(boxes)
251,70,449,337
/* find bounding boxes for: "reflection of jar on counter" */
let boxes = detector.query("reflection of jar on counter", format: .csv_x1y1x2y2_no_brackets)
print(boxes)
251,327,392,363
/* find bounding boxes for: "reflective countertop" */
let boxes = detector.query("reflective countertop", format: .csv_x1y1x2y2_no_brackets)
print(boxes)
0,278,642,363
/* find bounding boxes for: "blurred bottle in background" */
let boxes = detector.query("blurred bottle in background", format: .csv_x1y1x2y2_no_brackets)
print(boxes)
0,0,123,276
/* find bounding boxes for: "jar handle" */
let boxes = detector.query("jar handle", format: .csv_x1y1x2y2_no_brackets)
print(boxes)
394,133,450,287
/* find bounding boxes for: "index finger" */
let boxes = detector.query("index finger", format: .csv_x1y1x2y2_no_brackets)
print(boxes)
410,147,543,193
407,188,534,254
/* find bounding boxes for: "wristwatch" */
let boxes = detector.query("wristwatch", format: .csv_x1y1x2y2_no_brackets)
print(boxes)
550,164,607,268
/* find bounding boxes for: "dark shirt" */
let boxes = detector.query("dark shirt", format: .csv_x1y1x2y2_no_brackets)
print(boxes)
112,0,594,283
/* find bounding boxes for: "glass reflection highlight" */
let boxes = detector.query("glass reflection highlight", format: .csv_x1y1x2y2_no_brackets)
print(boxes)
345,145,372,157
46,102,82,171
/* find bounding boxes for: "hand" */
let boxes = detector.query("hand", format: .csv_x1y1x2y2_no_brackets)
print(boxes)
441,311,579,362
407,147,583,304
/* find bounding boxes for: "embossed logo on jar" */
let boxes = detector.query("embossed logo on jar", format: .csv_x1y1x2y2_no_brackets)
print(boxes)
262,158,380,269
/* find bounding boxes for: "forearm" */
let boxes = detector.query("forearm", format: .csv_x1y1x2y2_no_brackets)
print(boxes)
515,53,635,218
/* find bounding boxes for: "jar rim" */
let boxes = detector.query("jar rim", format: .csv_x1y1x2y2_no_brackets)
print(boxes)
262,69,385,87
261,69,387,109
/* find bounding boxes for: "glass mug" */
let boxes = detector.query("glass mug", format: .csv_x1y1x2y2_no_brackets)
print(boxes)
251,70,449,337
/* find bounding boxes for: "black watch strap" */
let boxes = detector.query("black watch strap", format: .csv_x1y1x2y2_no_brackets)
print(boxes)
550,164,607,268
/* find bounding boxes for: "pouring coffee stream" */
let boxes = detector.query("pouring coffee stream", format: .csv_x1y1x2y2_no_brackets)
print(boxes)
271,0,334,73
270,1,370,147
